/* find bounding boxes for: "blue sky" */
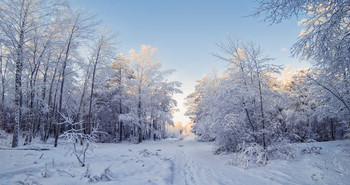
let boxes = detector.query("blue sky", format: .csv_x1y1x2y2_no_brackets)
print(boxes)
72,0,308,124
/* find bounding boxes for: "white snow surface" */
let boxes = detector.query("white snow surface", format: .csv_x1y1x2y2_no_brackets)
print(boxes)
0,135,349,185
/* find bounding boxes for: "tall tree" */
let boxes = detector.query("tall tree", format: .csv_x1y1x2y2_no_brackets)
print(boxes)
54,9,97,147
187,37,288,166
110,53,133,142
119,45,181,143
86,33,115,135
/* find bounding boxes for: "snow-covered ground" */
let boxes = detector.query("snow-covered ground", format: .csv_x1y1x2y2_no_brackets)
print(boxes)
0,134,349,185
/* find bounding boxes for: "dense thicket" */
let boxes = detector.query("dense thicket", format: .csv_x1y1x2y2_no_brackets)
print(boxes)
0,0,180,147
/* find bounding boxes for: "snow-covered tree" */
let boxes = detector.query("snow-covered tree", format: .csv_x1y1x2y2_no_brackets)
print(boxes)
53,8,98,147
85,32,116,135
277,68,317,142
122,45,181,143
187,37,294,166
185,71,221,141
108,53,134,142
80,46,181,143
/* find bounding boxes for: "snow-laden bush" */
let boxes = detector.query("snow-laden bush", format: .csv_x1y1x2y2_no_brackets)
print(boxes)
268,139,296,160
61,130,96,167
214,113,254,154
230,139,295,169
59,113,97,167
230,142,268,168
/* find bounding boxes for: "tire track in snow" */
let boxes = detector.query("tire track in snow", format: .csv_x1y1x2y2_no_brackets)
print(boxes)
169,140,196,185
165,157,175,184
0,166,43,178
182,150,196,185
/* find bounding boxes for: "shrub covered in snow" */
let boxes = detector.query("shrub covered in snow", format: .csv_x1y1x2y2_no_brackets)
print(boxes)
229,139,295,169
59,114,97,167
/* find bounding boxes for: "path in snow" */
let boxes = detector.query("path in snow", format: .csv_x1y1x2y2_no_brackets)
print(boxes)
0,136,349,185
160,137,276,185
145,136,350,185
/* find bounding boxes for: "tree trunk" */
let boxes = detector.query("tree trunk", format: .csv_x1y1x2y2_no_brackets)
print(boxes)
330,118,335,140
77,65,90,135
45,52,62,141
39,64,49,140
118,99,123,142
118,66,123,142
12,42,24,148
137,87,142,143
55,24,75,147
258,80,266,150
87,49,100,135
0,48,6,130
12,19,26,147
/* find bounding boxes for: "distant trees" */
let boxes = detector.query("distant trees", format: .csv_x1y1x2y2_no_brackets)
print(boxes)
116,45,181,143
185,72,220,141
0,1,180,147
90,46,181,143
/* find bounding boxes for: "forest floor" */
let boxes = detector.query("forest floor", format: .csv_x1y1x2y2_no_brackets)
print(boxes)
0,133,349,185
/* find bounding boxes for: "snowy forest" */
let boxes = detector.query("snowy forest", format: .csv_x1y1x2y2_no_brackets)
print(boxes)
186,0,350,165
0,0,349,184
0,0,182,148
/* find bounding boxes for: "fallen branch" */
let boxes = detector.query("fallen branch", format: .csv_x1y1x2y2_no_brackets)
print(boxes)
39,153,44,159
56,169,75,177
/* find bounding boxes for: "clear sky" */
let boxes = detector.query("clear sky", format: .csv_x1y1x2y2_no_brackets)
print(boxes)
72,0,308,124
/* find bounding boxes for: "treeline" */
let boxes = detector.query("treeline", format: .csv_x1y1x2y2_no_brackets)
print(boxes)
186,0,350,167
0,0,181,147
